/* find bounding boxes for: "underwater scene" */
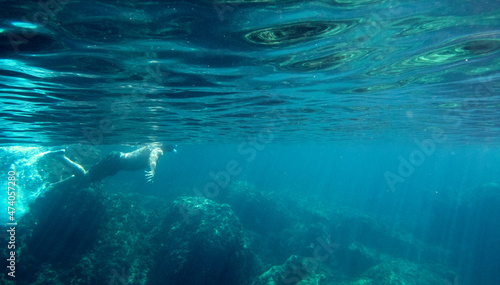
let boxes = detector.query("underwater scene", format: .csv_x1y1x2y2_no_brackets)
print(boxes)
1,0,500,284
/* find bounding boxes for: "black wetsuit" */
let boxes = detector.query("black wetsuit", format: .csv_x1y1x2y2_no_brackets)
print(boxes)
49,145,167,191
85,151,122,182
86,146,157,182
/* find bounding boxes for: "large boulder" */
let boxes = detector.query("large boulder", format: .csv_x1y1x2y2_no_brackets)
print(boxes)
147,197,259,285
16,185,105,284
214,181,295,235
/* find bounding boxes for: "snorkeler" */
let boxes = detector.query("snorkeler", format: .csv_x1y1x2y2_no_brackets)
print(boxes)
44,144,177,191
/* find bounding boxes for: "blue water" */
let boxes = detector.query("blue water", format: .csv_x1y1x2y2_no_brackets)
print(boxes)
1,0,500,284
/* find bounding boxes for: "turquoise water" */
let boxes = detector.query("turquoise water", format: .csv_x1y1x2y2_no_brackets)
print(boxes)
1,0,500,284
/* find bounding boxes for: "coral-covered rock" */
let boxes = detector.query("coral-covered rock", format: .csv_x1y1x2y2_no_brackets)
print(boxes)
147,197,258,285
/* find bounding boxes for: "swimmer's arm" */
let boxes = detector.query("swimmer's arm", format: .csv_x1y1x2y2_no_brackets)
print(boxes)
145,148,163,183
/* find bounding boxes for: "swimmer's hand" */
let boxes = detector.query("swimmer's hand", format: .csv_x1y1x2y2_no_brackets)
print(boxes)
145,170,155,183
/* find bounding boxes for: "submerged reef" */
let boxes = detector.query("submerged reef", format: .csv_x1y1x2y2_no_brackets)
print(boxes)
5,178,469,284
147,196,260,285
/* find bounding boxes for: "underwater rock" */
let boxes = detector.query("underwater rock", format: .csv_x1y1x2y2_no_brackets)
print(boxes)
333,243,378,278
214,181,295,235
17,185,105,283
217,181,428,274
356,260,446,285
81,192,170,285
330,211,450,265
147,196,259,285
253,255,326,285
